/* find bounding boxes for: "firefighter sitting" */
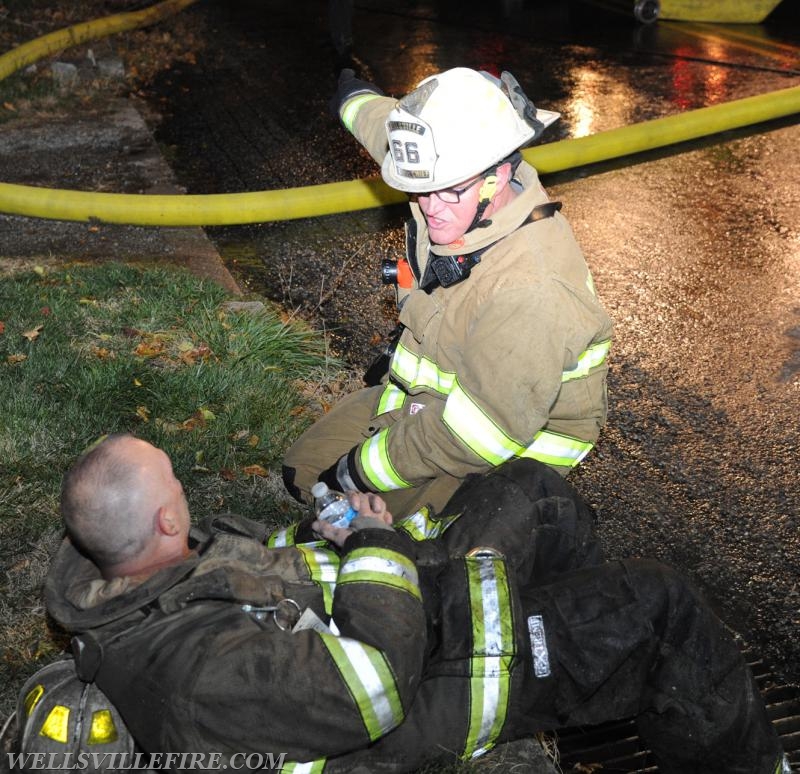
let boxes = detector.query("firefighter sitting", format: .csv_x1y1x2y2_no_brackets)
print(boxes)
283,66,614,520
35,434,787,774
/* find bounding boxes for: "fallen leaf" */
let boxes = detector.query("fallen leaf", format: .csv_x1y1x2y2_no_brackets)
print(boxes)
0,321,5,335
242,464,269,478
79,297,98,306
219,468,237,481
21,325,43,342
3,101,16,111
40,307,51,316
133,340,165,357
232,429,250,442
133,378,142,387
88,226,100,233
198,407,216,421
32,265,45,277
92,347,115,360
135,405,151,422
248,434,260,447
6,353,27,364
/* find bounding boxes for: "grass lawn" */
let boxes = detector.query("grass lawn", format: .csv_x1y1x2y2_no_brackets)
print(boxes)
0,262,349,721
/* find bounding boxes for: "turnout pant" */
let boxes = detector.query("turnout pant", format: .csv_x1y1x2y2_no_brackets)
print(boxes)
513,559,785,774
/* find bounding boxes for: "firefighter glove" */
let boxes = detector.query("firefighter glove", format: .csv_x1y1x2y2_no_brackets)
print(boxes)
331,68,384,121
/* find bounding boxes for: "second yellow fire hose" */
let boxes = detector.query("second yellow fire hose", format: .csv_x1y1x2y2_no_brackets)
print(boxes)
0,1,798,226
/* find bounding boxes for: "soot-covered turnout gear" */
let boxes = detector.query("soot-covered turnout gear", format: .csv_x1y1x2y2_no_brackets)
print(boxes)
43,460,787,773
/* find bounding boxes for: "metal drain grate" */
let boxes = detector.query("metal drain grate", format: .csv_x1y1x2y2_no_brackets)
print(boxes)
554,648,800,773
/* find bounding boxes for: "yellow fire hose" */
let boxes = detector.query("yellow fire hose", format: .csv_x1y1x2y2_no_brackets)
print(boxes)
0,0,200,82
0,1,798,226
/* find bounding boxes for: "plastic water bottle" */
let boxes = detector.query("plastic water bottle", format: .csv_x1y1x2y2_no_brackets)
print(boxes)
310,482,358,529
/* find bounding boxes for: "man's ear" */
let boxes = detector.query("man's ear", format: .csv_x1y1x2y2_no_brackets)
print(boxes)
156,506,180,536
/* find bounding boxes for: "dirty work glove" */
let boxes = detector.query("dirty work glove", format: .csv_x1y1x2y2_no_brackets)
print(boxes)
331,68,384,125
317,447,373,494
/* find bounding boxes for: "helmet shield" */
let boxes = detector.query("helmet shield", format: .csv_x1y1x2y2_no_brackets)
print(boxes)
381,68,559,193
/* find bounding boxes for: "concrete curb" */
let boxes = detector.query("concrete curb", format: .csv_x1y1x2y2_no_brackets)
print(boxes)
0,96,241,295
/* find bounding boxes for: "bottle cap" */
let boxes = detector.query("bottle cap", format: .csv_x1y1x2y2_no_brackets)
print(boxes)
311,482,330,499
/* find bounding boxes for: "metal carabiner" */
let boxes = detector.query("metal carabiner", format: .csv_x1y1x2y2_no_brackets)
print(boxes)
241,598,302,631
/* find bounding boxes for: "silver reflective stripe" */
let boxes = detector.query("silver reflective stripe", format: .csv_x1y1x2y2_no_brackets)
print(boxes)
267,523,297,547
280,759,325,773
519,430,594,467
561,339,611,383
463,557,514,759
376,383,406,415
390,342,455,394
339,548,421,601
298,545,340,615
320,634,404,741
443,382,517,465
395,506,460,540
360,429,411,491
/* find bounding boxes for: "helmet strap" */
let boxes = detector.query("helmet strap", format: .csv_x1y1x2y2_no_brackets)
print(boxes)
467,171,498,232
466,152,523,233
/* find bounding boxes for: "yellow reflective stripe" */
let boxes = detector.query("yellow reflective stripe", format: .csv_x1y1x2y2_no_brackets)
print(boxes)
561,339,611,383
444,379,595,469
443,381,517,465
519,430,594,468
339,548,421,601
463,557,514,759
340,93,381,133
376,383,406,415
320,634,404,741
298,545,340,616
395,507,461,541
359,429,411,491
390,343,455,395
266,523,298,547
280,759,326,773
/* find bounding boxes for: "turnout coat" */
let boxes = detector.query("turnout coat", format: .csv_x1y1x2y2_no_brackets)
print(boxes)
44,460,784,774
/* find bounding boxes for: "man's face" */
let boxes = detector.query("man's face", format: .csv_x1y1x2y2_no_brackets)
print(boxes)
414,175,483,246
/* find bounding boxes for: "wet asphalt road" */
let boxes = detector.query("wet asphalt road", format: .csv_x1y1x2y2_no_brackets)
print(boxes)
140,0,800,682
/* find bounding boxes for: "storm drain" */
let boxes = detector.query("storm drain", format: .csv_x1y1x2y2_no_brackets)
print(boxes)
554,648,800,773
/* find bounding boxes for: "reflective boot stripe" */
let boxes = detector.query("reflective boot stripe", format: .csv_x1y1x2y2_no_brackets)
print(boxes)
359,429,412,491
298,545,340,616
266,523,298,547
320,634,404,741
338,548,421,602
340,93,381,134
462,557,515,759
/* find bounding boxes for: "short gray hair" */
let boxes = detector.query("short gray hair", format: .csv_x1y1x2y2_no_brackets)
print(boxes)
60,434,153,570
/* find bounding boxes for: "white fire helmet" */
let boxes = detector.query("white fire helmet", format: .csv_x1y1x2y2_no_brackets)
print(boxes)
381,67,559,193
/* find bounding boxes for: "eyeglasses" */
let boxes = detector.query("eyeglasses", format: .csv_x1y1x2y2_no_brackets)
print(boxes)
410,176,482,204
